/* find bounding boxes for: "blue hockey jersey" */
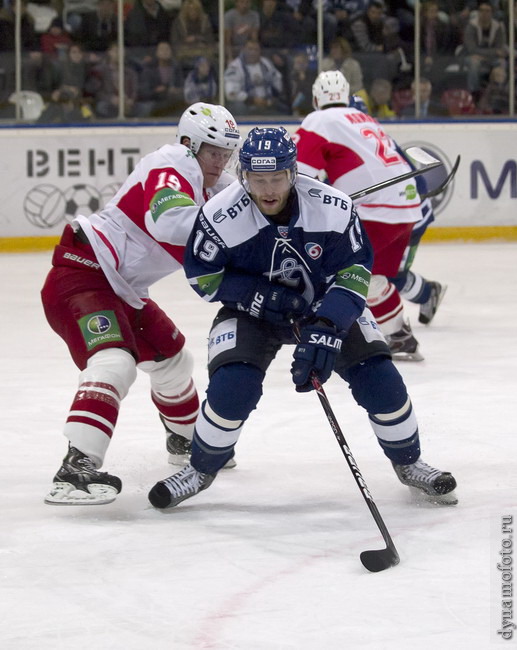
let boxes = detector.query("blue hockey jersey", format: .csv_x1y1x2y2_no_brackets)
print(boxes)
184,174,373,333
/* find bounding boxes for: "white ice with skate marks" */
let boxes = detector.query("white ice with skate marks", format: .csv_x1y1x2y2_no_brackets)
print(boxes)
0,243,516,649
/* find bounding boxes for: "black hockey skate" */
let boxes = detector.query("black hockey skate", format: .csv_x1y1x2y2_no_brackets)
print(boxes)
44,446,122,505
161,414,236,469
386,321,424,362
392,458,458,505
148,463,217,509
419,282,447,325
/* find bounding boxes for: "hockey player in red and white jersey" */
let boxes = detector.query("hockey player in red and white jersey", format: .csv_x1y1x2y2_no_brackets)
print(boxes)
41,102,241,505
294,70,425,361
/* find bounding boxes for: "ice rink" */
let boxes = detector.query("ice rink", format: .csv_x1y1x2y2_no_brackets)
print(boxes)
1,242,516,650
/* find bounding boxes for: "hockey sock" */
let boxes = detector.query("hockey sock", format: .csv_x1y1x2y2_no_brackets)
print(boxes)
375,430,421,465
64,348,136,467
391,270,432,305
152,379,199,440
190,401,242,474
191,363,264,474
342,357,421,463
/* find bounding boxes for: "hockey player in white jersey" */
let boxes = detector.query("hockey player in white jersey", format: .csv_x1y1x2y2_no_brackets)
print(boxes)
294,70,439,361
147,126,457,510
41,102,241,505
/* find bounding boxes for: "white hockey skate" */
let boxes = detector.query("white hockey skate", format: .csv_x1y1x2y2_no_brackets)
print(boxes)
148,463,216,509
45,446,122,505
392,458,458,505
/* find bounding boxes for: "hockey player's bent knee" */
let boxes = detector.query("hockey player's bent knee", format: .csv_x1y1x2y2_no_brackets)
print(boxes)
207,363,264,420
139,348,194,396
347,357,408,413
80,348,137,399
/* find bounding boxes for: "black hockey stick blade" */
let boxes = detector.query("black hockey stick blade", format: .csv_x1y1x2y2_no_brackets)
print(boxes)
359,500,400,572
420,155,461,199
360,547,400,573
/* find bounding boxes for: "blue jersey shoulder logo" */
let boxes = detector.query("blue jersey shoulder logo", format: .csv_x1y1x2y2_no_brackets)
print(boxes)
305,242,322,259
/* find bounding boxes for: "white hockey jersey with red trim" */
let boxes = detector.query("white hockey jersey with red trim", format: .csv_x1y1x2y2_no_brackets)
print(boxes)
294,107,422,225
74,143,233,309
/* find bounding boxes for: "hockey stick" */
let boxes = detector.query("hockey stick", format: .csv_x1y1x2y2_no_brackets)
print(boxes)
419,154,461,199
293,324,400,572
349,146,443,202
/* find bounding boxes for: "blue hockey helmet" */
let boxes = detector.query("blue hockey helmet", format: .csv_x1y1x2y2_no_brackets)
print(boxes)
238,126,297,187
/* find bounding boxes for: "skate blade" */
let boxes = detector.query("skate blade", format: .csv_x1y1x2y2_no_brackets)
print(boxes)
391,350,425,362
408,486,458,506
168,453,191,467
168,454,237,469
44,482,119,505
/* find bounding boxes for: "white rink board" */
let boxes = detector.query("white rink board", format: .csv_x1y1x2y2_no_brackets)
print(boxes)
0,121,516,238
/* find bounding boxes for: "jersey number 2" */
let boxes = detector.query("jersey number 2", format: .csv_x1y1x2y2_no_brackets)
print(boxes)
361,127,401,167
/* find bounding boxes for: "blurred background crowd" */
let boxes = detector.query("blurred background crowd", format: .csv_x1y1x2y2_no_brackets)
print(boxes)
0,0,515,123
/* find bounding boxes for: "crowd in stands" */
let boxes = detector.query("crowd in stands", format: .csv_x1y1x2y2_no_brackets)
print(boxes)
0,0,515,122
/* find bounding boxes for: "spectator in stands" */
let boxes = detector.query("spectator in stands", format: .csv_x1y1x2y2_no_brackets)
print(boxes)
437,1,475,40
224,0,260,64
40,44,96,124
53,42,94,103
289,49,317,116
124,0,171,50
350,0,396,53
258,0,295,94
224,39,288,115
462,1,507,96
40,17,72,60
76,0,118,53
282,1,340,51
183,55,217,104
135,40,184,117
259,0,297,54
365,77,396,118
53,42,92,97
0,0,39,51
420,0,461,88
22,51,61,101
89,41,139,118
38,85,93,123
170,0,215,72
349,0,403,83
477,65,511,114
400,77,447,118
281,0,316,45
321,36,365,94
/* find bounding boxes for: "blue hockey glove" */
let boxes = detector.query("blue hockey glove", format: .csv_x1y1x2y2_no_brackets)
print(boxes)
246,279,307,324
291,322,343,392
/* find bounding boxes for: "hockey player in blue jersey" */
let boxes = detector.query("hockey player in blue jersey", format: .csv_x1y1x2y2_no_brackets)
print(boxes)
148,126,457,509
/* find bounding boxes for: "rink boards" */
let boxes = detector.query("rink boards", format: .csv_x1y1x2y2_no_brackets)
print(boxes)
1,120,516,251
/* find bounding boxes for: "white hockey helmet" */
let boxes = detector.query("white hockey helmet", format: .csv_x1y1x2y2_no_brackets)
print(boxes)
176,102,241,154
312,70,350,110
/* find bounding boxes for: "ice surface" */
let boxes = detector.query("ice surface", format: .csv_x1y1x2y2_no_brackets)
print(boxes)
1,243,516,649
